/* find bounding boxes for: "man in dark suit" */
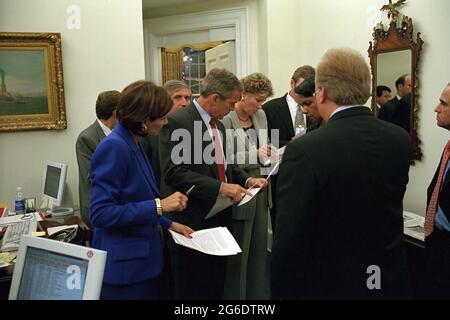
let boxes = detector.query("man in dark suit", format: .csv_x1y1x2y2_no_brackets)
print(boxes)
379,74,411,123
424,83,450,299
262,66,316,231
159,68,267,299
271,48,411,299
141,80,191,188
75,90,120,226
392,93,411,133
375,85,392,118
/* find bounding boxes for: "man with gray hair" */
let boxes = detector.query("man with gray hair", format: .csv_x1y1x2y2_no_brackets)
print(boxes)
271,48,411,299
141,80,191,187
159,68,267,299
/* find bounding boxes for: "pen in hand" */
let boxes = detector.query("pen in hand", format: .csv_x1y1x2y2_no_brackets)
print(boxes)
186,185,196,196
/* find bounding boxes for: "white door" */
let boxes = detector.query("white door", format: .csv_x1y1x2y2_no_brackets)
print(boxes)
205,41,236,74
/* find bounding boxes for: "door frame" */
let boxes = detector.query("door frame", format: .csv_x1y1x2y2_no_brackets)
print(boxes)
143,7,249,83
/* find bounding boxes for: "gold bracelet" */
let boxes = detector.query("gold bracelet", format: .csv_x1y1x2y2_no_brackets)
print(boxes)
155,198,163,217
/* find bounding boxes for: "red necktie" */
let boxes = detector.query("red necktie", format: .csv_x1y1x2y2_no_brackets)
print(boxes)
424,140,450,237
209,118,226,183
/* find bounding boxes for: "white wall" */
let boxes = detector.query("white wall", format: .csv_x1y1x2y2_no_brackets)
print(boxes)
0,0,145,209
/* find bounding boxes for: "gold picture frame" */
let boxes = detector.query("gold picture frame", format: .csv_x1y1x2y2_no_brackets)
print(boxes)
0,32,66,132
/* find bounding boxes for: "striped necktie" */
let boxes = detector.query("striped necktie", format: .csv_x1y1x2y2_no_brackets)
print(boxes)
209,118,226,183
294,105,306,136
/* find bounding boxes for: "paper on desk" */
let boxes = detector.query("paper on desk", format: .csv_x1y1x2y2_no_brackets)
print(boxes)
238,188,261,206
47,224,78,236
0,260,9,268
0,212,44,226
169,227,241,256
0,252,15,264
403,211,425,241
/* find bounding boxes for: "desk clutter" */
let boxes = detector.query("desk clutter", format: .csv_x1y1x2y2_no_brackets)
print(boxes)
0,207,91,269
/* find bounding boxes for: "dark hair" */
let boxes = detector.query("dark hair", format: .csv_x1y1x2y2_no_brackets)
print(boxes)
116,80,172,136
294,77,316,97
200,68,242,99
291,65,315,83
395,74,409,90
96,90,120,120
376,85,391,97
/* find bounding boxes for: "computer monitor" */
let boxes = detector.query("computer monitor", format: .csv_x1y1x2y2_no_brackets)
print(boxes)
8,235,106,300
42,160,67,207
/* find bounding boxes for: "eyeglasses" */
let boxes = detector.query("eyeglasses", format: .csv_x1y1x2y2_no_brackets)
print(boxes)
313,87,322,96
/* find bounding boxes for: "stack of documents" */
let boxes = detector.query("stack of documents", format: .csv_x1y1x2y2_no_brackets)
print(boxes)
403,211,425,241
169,227,241,256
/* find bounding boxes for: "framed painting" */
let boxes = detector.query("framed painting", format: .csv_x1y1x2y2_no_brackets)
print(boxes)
0,32,66,132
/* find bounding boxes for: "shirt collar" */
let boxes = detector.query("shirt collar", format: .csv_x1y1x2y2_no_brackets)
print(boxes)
329,105,358,119
97,119,112,136
286,93,298,110
193,99,212,125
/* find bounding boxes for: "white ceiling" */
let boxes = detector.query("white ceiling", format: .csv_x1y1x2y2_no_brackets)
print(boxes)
142,0,205,10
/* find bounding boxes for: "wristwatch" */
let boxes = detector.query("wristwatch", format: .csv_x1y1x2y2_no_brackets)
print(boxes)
155,198,163,217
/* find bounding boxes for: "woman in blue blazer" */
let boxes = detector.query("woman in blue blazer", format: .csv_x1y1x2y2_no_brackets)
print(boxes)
89,80,193,300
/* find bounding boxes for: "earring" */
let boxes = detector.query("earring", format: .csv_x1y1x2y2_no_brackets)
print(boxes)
142,124,148,131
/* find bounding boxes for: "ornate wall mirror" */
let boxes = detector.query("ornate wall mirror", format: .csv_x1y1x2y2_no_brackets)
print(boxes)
368,0,423,161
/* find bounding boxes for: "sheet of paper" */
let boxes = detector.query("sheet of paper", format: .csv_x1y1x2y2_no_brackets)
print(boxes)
403,211,425,241
238,187,261,206
169,227,241,256
47,224,78,236
0,212,44,226
204,194,233,219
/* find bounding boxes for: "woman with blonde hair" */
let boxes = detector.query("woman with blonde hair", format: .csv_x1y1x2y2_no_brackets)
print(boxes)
222,72,274,299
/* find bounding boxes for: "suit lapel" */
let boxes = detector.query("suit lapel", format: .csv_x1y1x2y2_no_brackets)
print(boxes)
188,104,219,180
279,95,295,137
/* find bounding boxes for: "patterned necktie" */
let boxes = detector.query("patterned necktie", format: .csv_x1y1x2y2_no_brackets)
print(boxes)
209,118,226,183
424,140,450,237
294,105,306,136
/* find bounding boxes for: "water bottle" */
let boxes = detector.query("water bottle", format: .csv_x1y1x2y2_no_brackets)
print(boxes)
15,186,25,215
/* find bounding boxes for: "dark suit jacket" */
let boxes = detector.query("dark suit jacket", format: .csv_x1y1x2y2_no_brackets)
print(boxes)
140,135,161,188
271,107,411,299
378,96,398,123
90,123,171,288
262,94,316,148
75,121,106,225
392,94,411,133
159,103,250,231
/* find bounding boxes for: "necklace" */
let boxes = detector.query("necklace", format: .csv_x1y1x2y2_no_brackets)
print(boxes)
236,112,250,122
